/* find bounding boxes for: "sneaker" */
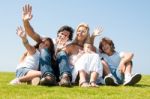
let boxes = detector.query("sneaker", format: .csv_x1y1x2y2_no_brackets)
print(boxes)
9,78,21,85
59,74,71,87
31,77,40,86
123,73,142,86
104,74,118,86
40,74,56,86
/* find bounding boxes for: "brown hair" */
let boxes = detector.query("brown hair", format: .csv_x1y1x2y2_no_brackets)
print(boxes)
34,37,55,65
99,37,115,53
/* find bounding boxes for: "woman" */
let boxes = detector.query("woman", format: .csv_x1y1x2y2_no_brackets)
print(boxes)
65,23,103,87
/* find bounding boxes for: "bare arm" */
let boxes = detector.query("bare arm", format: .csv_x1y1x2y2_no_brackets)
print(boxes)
16,26,36,55
91,26,103,44
22,4,42,43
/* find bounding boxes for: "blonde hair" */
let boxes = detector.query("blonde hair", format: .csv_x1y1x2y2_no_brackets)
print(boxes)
72,23,90,46
76,23,89,34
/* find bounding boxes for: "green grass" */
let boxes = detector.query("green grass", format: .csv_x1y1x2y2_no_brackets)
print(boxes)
0,72,150,99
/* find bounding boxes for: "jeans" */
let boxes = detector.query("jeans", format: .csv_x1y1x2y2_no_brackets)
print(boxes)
39,48,55,78
56,50,72,79
110,67,124,84
39,49,71,80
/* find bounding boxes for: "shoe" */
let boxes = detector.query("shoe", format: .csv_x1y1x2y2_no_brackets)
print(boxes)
123,73,142,86
31,77,40,86
59,74,71,87
9,78,21,85
40,74,56,86
104,74,118,86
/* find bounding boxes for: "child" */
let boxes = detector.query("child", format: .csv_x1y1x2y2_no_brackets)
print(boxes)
99,37,142,86
10,26,55,85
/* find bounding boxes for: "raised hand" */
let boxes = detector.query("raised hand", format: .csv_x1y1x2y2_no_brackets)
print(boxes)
92,26,103,37
16,26,26,40
22,4,33,21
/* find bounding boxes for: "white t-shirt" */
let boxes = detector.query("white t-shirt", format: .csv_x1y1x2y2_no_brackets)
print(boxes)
100,52,124,69
16,49,40,70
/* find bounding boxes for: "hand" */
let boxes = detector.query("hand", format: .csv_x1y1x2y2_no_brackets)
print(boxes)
92,26,103,37
16,26,26,39
22,4,33,21
56,36,69,47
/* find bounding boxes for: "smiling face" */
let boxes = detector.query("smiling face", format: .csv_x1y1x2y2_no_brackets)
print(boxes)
76,26,88,42
101,41,112,55
39,39,51,49
99,37,115,56
57,30,70,40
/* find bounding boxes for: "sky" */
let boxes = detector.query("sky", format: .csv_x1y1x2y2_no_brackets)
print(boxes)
0,0,149,74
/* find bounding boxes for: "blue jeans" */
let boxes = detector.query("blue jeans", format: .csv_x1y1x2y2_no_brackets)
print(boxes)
39,48,55,78
110,67,124,84
56,50,72,79
39,49,71,79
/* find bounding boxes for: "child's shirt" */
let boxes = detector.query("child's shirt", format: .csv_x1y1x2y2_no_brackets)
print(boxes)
100,51,124,69
16,49,40,70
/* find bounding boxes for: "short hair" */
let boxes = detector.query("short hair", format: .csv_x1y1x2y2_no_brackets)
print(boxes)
57,25,74,40
99,37,115,53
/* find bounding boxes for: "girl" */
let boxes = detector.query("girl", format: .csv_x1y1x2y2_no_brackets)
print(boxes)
99,37,142,85
10,26,55,85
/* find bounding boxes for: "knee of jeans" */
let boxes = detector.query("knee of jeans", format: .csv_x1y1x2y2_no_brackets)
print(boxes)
57,50,67,56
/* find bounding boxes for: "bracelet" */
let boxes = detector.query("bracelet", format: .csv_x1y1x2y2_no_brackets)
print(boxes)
23,40,28,45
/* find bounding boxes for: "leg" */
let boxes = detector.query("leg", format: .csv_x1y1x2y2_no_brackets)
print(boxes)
19,70,41,82
101,60,111,76
56,51,71,78
39,48,55,77
56,51,71,86
123,61,142,85
102,60,118,85
89,71,99,87
79,70,89,87
39,48,56,85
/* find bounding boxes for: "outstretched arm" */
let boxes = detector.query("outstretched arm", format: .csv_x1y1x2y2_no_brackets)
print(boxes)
16,26,36,55
22,4,42,43
91,26,103,44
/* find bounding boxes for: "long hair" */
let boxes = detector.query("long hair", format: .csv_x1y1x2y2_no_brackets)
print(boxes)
72,23,90,47
34,37,56,66
99,37,115,53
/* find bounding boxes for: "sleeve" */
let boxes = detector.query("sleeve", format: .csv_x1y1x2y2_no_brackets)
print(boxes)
119,52,125,58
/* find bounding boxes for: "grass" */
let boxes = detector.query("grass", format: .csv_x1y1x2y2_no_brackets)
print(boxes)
0,72,150,99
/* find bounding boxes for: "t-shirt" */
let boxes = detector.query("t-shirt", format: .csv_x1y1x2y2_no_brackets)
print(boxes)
100,52,124,69
16,49,40,70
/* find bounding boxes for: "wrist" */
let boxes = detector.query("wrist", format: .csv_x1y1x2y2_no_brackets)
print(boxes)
23,39,28,45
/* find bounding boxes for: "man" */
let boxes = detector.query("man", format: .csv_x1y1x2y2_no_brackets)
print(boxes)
22,4,74,86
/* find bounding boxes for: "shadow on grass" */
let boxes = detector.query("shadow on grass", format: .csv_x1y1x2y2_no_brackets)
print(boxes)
130,84,150,88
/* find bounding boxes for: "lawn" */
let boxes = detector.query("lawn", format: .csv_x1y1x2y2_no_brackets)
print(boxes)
0,72,149,99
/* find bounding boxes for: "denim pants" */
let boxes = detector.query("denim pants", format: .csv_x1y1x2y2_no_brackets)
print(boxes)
56,50,72,79
39,49,71,79
39,48,55,78
110,67,124,84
